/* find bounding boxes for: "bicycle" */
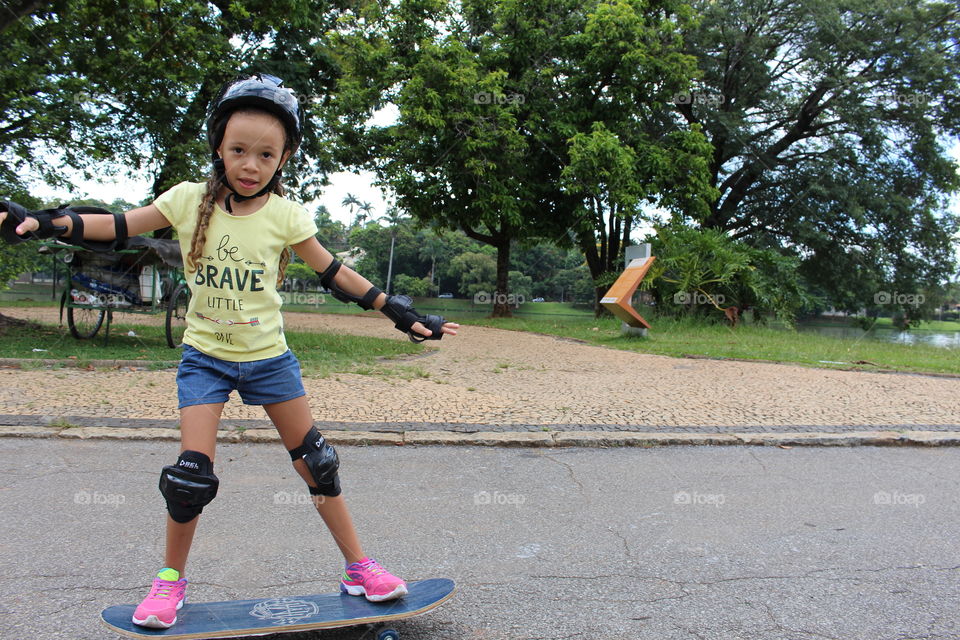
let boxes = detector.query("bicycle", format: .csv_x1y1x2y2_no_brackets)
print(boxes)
40,236,191,348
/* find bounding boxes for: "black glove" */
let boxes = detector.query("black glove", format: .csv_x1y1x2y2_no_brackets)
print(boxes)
381,294,446,343
0,201,67,244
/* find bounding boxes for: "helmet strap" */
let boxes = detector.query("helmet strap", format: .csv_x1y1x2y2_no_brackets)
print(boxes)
213,158,282,213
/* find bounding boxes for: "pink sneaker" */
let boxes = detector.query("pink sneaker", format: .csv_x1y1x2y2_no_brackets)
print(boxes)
340,558,408,602
132,568,187,629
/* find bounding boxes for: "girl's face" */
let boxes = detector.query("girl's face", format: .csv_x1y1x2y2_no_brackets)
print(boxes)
217,111,290,197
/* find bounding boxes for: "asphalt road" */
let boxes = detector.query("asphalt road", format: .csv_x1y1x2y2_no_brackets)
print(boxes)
2,438,958,640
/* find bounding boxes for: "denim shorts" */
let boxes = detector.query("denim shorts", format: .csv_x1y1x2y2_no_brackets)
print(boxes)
176,344,306,408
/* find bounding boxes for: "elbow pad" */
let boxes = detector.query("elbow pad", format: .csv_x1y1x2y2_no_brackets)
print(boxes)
315,258,382,310
58,206,128,252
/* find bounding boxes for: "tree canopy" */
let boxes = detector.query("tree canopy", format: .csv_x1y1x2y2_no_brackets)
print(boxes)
329,0,716,316
679,0,960,314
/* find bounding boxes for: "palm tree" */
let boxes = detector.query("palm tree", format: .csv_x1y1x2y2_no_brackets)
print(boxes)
357,200,374,227
379,206,406,295
341,193,360,227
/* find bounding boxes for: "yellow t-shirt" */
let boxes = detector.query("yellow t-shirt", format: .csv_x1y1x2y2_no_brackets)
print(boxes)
154,182,317,361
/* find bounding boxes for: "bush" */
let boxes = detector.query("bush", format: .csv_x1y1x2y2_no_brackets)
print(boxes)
392,274,431,297
646,225,817,326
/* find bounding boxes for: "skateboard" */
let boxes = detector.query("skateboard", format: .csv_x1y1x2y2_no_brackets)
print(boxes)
101,578,455,640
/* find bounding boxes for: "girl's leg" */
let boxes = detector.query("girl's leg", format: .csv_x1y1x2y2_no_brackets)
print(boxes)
164,402,223,574
263,396,365,565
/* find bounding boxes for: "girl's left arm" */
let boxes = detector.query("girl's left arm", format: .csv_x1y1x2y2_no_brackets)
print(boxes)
291,236,459,339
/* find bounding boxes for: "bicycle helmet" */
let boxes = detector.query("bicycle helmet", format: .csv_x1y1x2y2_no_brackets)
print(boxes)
207,73,302,211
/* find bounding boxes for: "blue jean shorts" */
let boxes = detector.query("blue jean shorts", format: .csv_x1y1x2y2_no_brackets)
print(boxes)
176,344,306,409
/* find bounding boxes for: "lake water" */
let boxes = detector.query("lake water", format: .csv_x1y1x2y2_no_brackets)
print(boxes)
797,324,960,349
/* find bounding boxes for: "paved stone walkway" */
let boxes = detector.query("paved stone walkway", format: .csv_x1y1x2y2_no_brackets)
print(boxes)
0,307,958,436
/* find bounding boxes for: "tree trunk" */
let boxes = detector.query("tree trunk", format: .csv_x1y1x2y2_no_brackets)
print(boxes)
594,285,609,317
151,74,225,199
461,222,513,318
492,234,512,318
386,230,396,294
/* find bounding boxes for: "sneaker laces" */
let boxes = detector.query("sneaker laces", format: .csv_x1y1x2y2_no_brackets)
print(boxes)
150,579,178,599
358,559,387,577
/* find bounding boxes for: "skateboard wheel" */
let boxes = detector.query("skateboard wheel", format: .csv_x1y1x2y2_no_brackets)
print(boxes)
377,629,400,640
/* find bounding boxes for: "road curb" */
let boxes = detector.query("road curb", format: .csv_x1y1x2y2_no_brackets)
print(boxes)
2,425,959,447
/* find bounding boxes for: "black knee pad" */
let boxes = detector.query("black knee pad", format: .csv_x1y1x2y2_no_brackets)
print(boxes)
159,450,219,523
288,427,341,497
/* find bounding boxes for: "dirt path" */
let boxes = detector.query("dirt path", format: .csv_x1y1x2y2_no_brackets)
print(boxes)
1,307,958,430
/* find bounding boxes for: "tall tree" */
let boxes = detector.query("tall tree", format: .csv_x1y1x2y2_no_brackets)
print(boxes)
679,0,960,315
341,192,360,226
1,1,345,203
330,0,715,316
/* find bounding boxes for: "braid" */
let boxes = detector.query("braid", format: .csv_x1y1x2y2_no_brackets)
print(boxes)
187,172,220,275
273,180,291,288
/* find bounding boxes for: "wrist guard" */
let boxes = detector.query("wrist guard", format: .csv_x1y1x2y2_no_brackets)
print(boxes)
0,202,128,251
1,201,67,244
381,294,445,343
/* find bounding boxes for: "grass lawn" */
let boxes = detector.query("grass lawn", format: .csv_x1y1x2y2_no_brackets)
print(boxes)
469,312,960,375
0,313,426,377
2,293,956,375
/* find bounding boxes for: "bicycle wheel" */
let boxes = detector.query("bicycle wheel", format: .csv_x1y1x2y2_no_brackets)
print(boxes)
67,300,106,339
165,283,190,348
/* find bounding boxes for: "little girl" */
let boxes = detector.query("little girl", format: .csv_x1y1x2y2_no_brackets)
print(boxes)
0,73,458,629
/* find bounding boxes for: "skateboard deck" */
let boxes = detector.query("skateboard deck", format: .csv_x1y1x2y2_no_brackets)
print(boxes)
101,578,455,639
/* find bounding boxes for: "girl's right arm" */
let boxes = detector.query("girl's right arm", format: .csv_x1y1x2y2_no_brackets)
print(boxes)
0,204,170,240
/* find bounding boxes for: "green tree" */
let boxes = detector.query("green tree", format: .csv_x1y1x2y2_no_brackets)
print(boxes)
646,225,815,325
3,1,343,198
417,228,448,296
508,270,533,302
679,0,960,317
349,217,430,288
2,0,346,274
341,193,361,226
376,206,407,295
392,273,431,297
449,251,497,300
284,262,320,290
330,0,713,317
314,205,349,252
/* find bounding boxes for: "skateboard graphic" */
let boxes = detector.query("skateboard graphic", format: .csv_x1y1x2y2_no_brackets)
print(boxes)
101,578,455,640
